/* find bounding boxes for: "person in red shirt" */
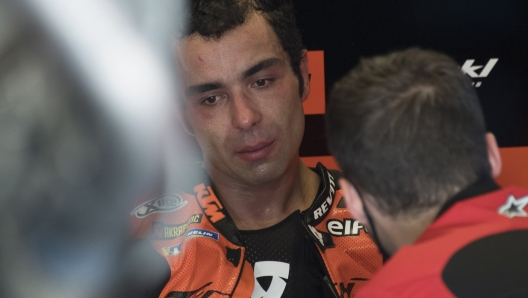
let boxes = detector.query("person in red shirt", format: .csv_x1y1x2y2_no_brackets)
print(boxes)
326,48,528,298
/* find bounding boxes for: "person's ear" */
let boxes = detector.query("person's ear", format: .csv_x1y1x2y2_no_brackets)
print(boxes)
486,132,502,179
339,178,367,224
299,49,310,102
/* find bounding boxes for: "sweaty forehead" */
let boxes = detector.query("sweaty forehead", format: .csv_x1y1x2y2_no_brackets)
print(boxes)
176,13,287,85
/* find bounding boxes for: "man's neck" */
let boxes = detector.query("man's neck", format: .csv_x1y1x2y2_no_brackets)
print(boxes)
209,160,320,230
374,206,441,255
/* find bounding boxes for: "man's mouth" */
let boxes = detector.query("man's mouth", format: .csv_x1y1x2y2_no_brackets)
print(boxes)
236,141,275,162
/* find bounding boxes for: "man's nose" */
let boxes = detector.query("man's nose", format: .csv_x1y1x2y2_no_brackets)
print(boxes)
231,91,262,130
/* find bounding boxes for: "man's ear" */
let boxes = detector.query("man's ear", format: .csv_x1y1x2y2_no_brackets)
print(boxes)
339,178,367,224
486,132,502,179
176,106,195,137
299,49,310,102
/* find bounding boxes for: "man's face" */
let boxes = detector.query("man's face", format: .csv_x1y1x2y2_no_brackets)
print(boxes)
177,13,309,186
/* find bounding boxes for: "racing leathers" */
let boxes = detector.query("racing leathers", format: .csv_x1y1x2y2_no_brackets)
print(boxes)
129,163,382,297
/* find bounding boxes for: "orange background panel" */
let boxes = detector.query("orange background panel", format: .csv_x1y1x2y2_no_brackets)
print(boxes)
496,146,528,189
303,51,325,115
303,146,528,189
302,156,339,171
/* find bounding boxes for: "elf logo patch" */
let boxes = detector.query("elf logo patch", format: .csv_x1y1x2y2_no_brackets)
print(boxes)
131,194,188,218
461,59,498,78
251,261,290,298
327,219,368,236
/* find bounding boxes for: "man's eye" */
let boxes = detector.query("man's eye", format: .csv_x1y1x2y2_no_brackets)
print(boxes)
254,79,273,88
201,96,217,105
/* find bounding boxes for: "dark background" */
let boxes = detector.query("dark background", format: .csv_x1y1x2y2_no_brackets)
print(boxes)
295,0,528,157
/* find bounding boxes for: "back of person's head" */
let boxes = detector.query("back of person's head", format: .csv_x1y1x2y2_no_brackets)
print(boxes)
181,0,305,96
326,48,491,217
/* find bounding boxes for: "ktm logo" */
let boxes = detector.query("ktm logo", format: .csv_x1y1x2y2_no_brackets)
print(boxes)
194,183,225,223
461,59,498,78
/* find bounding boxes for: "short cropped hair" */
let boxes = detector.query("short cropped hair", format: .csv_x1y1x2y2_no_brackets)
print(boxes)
182,0,305,96
326,48,491,216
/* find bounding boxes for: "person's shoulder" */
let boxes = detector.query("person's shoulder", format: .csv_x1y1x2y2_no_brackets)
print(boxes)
357,249,454,298
128,163,210,238
442,229,528,297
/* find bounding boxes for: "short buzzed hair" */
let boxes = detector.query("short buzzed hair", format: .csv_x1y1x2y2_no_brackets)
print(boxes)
326,48,491,216
182,0,305,96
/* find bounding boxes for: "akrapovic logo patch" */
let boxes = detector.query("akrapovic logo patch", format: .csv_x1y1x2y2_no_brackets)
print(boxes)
313,172,336,220
327,218,368,236
150,214,203,240
131,194,188,218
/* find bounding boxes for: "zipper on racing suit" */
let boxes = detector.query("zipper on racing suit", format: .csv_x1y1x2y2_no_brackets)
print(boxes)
309,239,341,298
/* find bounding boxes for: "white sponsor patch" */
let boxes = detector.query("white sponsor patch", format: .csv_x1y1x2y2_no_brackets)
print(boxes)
498,194,528,218
327,218,367,236
460,58,498,88
313,172,336,220
461,58,498,78
131,194,188,218
251,261,290,298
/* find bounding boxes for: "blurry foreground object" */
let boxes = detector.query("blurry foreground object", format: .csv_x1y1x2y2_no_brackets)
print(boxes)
0,0,185,297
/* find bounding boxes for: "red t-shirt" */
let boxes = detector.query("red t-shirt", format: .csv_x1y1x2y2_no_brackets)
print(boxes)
356,185,528,298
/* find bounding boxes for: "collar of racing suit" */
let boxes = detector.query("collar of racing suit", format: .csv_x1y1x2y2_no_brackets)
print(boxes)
191,162,340,250
435,176,501,219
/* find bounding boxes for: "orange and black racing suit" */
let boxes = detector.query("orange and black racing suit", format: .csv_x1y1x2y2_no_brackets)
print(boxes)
129,163,382,297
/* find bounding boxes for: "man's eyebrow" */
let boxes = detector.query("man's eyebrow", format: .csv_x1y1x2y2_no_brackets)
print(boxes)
242,58,283,79
185,82,224,97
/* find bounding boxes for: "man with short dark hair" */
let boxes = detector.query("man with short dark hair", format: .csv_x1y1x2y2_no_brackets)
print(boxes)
129,1,382,297
326,48,528,297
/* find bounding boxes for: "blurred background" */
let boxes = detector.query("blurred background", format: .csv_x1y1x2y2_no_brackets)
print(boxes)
0,0,186,296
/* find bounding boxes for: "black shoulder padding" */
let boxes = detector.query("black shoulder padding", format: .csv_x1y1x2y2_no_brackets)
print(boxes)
442,230,528,298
